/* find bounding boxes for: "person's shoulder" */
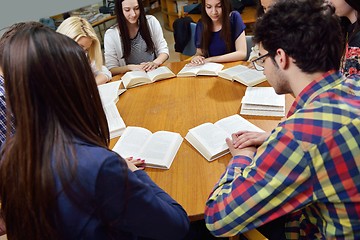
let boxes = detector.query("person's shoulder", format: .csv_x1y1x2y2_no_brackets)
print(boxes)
146,15,161,26
230,10,242,19
105,25,119,36
74,141,118,168
229,11,244,24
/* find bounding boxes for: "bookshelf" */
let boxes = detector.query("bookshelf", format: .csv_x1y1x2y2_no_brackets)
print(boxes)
161,0,200,31
144,0,162,14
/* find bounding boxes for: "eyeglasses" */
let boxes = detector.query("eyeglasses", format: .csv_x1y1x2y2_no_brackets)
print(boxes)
251,53,270,71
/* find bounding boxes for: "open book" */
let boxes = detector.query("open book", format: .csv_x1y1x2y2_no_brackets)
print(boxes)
177,62,224,77
185,114,263,161
112,126,183,169
240,87,285,117
98,81,126,139
122,66,175,88
218,65,266,86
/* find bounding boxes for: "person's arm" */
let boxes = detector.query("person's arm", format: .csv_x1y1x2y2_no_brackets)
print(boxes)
104,28,136,75
95,155,190,239
95,73,110,85
91,63,112,85
205,31,247,63
141,53,169,72
141,16,169,72
205,126,313,237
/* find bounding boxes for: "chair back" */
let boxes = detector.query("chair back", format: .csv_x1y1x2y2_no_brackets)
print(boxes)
246,35,254,60
182,22,197,56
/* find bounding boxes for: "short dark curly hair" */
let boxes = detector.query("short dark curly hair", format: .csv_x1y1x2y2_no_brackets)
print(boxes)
253,0,344,73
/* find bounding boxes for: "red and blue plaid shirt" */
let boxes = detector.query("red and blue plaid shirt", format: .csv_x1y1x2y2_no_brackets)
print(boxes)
205,71,360,239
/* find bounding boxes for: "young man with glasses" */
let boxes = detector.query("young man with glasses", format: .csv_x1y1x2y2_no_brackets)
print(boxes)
205,0,360,239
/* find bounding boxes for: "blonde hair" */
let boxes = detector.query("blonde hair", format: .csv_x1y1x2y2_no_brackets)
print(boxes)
57,16,103,71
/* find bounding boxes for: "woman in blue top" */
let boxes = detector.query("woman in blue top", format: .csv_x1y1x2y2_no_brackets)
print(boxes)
0,25,189,239
191,0,247,65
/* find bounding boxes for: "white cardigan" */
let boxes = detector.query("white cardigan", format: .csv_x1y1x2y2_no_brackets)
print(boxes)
104,15,169,70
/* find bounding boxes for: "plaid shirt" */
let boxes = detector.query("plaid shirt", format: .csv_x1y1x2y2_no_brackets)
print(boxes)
0,76,14,145
205,71,360,239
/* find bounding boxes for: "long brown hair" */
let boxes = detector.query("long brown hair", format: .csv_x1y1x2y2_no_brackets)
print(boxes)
0,25,110,239
200,0,232,57
115,0,155,59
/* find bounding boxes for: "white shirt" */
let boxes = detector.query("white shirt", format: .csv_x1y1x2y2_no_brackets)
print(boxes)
104,15,169,70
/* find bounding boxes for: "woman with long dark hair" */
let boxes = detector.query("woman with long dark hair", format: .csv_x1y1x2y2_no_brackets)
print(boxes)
104,0,169,75
191,0,247,65
0,25,189,239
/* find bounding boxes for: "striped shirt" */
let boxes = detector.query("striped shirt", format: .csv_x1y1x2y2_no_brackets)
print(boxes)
0,76,7,145
0,76,15,146
125,31,155,65
205,71,360,239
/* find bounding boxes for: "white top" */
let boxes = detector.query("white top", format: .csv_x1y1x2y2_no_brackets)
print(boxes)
91,61,112,81
104,15,169,70
247,44,259,62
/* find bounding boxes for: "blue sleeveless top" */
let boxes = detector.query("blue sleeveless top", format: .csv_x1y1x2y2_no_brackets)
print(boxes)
195,11,246,57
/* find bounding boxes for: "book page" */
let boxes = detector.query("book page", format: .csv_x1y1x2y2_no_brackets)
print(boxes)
241,87,285,107
233,69,266,86
198,62,224,76
103,102,126,139
240,107,285,117
215,114,264,135
147,66,175,82
112,126,152,159
122,71,151,88
188,123,229,157
177,64,202,77
218,65,249,80
98,80,122,105
241,103,284,112
139,131,182,169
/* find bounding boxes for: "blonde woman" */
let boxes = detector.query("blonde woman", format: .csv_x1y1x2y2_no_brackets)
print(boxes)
57,16,112,85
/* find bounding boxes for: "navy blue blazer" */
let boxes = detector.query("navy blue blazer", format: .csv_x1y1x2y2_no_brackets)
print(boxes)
53,140,190,239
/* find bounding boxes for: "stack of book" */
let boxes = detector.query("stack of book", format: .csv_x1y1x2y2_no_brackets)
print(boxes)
240,87,285,117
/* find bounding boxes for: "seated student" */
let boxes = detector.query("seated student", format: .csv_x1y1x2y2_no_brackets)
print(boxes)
191,0,247,65
0,25,189,239
104,0,169,75
329,0,360,77
57,16,112,85
247,0,278,62
0,21,45,237
0,21,45,146
205,0,360,239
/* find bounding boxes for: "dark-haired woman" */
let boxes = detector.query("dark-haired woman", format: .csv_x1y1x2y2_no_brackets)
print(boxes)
0,25,189,240
104,0,169,74
191,0,247,65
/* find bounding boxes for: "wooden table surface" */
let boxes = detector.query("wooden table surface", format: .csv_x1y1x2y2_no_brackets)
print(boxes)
110,61,294,238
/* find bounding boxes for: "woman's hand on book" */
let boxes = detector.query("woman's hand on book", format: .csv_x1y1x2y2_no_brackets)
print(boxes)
125,157,146,171
190,55,206,65
128,64,146,72
141,61,159,72
232,131,271,149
